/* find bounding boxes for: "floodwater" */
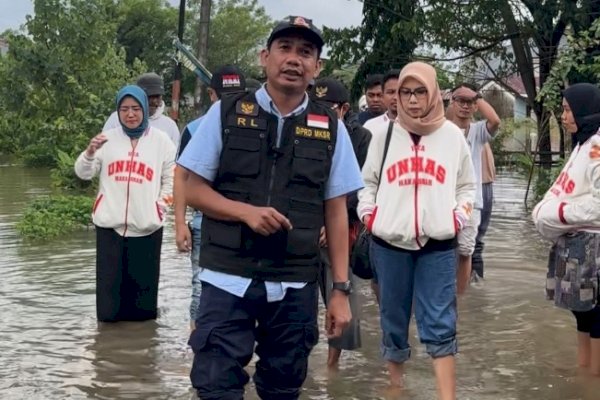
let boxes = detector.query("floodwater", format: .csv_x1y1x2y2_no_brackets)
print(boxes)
1,162,599,400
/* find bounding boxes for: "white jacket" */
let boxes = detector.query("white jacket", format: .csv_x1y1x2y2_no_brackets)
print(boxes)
357,120,476,250
103,102,181,147
533,132,600,241
75,126,176,237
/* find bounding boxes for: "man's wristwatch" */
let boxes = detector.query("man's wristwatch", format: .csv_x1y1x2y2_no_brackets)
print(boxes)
332,280,353,295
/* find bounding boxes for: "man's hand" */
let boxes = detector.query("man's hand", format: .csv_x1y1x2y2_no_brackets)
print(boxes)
326,291,351,338
319,226,327,247
241,205,293,236
175,222,192,252
85,133,108,157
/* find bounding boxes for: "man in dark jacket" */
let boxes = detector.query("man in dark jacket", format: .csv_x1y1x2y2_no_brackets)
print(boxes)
310,77,372,367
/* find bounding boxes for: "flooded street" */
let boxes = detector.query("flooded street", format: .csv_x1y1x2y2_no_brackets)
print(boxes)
1,162,600,400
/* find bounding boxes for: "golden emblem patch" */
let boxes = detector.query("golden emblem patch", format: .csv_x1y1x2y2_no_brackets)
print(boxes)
315,86,328,98
235,100,259,116
240,102,255,115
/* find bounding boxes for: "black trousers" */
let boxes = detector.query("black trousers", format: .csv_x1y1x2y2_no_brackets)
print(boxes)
189,280,319,400
95,226,163,322
472,182,493,277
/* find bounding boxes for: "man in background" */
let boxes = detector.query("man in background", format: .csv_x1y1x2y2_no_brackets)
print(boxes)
357,74,385,125
310,76,371,368
364,69,399,134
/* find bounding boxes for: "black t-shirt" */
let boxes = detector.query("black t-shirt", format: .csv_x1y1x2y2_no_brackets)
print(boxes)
357,109,383,125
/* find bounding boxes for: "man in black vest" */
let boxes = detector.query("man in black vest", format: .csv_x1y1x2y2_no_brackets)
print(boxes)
177,16,364,400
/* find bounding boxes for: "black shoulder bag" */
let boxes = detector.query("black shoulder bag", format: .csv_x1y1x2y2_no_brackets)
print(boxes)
350,121,394,279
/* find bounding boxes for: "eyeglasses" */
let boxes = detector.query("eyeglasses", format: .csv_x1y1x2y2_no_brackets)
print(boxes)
399,87,428,100
453,97,476,107
119,106,142,114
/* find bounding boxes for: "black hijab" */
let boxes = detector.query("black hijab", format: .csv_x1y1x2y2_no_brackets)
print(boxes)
563,83,600,148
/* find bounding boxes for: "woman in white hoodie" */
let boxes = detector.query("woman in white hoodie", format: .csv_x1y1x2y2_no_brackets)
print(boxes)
533,83,600,376
75,85,176,322
357,62,475,399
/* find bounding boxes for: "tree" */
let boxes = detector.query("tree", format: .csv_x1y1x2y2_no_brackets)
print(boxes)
115,0,178,76
182,0,273,116
0,0,144,166
539,18,600,110
423,0,600,166
324,0,422,101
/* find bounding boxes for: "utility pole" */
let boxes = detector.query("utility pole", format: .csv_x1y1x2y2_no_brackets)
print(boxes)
194,0,211,115
170,0,186,123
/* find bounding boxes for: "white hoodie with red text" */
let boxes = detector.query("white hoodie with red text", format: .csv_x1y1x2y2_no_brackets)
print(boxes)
357,120,476,250
74,126,176,237
533,132,600,241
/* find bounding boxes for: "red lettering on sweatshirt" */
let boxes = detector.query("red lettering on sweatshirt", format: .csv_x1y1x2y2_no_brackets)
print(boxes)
552,171,575,195
107,160,155,182
386,157,447,185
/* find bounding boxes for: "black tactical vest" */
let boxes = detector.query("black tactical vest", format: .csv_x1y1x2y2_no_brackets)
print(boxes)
199,92,338,282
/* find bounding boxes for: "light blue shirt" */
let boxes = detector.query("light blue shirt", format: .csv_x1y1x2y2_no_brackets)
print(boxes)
183,116,205,231
177,85,363,302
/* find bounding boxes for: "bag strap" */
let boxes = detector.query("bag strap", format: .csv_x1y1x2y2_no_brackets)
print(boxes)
375,121,394,202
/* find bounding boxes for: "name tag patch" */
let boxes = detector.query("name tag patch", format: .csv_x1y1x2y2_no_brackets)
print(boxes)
295,126,331,141
228,115,267,130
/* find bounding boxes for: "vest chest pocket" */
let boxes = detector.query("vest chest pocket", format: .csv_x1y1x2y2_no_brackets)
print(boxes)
290,146,328,187
221,135,261,176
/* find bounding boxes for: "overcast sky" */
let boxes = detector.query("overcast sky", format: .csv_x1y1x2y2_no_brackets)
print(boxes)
0,0,364,33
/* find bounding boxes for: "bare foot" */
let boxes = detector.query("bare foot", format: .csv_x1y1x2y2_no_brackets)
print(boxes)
327,347,342,369
387,361,405,387
383,384,404,399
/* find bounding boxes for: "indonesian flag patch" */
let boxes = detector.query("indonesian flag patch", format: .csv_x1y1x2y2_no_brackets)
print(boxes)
307,114,329,129
222,74,241,88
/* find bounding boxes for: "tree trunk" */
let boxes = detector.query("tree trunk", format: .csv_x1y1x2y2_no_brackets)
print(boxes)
194,0,211,115
534,103,553,167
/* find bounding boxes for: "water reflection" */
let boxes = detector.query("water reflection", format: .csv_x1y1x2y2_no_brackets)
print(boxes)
1,165,600,399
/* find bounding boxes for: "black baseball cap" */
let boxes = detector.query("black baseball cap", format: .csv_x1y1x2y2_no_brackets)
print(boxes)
210,65,246,97
309,77,349,104
267,16,324,53
136,72,164,96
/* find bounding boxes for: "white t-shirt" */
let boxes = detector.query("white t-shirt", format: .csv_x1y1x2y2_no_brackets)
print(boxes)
464,120,491,209
363,112,392,136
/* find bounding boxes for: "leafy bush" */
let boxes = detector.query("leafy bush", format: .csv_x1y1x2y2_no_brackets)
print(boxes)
16,195,94,239
50,150,97,193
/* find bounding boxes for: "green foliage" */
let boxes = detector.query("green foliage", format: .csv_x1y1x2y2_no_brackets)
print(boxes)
16,195,94,239
50,150,97,193
115,0,178,77
183,0,272,81
324,1,422,100
539,19,600,111
206,0,273,77
423,0,600,167
0,0,146,167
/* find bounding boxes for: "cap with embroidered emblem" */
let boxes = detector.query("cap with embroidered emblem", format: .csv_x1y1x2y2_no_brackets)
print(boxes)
267,16,324,53
210,65,247,97
309,77,349,104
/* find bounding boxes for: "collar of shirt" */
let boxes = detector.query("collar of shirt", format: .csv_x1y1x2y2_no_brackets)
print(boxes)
255,85,308,118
